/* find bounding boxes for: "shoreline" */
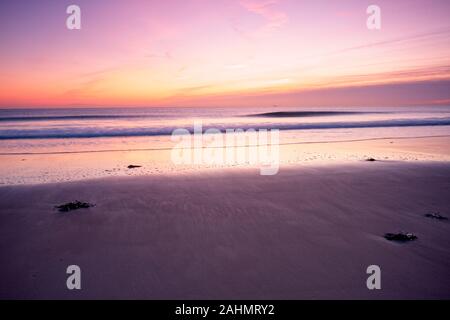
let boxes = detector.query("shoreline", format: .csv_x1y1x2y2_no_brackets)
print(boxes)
1,133,450,156
1,135,450,186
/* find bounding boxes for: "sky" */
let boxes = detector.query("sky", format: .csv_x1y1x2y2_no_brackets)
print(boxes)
0,0,449,108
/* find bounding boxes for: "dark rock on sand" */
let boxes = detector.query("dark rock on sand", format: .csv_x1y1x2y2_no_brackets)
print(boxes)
55,201,95,212
366,158,376,162
384,232,417,242
127,165,142,169
425,212,448,220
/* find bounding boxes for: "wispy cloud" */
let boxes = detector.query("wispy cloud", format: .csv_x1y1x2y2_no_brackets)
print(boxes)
145,50,173,60
314,65,450,89
330,28,450,57
238,0,288,36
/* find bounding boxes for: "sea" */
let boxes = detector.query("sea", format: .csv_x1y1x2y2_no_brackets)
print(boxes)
1,105,450,155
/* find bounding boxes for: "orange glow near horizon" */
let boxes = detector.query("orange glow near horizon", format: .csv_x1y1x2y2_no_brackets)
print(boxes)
1,0,450,108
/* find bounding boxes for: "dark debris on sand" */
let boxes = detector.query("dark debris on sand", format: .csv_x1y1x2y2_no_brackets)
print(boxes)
425,212,448,220
365,157,376,162
55,201,95,212
127,165,142,169
384,232,417,242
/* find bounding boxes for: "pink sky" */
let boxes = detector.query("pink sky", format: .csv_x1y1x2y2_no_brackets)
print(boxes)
0,0,449,108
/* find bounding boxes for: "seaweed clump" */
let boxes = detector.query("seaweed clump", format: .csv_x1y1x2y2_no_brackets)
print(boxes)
424,213,448,220
55,201,95,212
384,232,417,242
127,165,142,169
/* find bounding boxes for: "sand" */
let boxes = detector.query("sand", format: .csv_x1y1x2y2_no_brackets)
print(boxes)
0,161,449,299
1,135,450,185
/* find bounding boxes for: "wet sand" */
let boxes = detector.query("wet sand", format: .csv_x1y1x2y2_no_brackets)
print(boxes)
1,135,450,185
0,162,449,299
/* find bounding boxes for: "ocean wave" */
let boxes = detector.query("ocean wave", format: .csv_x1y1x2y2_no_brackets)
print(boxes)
0,118,449,140
247,111,375,117
0,115,147,122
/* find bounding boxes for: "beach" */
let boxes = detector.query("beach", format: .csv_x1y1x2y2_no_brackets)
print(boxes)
1,107,450,299
1,159,449,299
